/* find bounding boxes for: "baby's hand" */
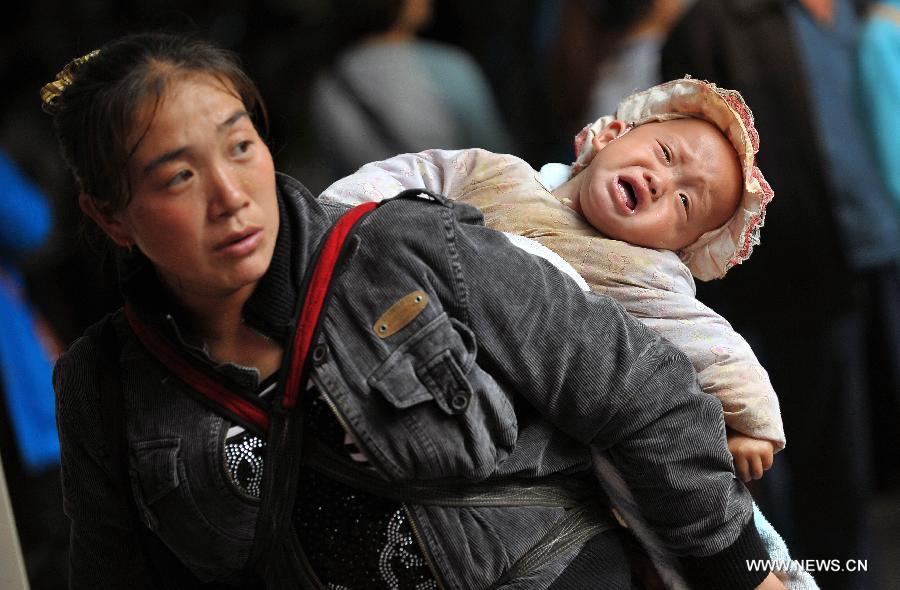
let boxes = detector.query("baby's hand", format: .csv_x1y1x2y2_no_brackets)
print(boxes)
728,433,775,482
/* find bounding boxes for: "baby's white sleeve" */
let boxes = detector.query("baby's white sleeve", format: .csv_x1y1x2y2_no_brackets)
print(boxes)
318,149,475,205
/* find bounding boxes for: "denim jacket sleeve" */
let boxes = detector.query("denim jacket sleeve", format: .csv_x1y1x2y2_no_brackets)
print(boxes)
324,153,769,586
53,332,158,589
446,209,768,586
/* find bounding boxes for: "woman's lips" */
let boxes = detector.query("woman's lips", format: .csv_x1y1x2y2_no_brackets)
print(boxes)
216,228,263,257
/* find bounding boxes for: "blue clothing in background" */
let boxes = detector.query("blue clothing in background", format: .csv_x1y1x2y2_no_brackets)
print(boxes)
859,1,900,211
0,153,52,258
0,151,58,471
787,0,900,269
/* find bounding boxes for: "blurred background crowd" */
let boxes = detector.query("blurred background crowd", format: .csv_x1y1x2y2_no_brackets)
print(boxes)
1,0,898,588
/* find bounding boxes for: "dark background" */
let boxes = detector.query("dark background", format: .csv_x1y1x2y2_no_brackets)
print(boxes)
1,1,897,589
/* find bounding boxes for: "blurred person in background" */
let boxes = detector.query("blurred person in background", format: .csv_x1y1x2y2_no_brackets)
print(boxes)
532,0,655,162
857,0,900,493
859,2,900,215
662,1,900,588
587,0,693,117
310,0,513,180
0,150,67,588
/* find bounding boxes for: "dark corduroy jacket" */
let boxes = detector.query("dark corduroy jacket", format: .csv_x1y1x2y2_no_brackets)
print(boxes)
54,174,768,589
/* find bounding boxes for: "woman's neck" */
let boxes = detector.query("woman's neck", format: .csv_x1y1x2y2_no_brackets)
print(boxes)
175,284,284,379
169,280,253,342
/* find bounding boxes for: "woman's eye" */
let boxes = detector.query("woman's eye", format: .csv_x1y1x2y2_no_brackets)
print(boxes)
680,194,689,210
167,170,192,187
232,140,252,156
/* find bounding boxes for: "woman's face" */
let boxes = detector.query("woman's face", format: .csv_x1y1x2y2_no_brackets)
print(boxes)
102,74,279,303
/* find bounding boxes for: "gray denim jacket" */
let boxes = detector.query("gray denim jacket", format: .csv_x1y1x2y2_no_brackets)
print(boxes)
54,174,767,589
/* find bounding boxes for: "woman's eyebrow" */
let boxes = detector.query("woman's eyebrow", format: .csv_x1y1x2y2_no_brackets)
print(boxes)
218,110,250,132
142,147,187,177
141,111,250,177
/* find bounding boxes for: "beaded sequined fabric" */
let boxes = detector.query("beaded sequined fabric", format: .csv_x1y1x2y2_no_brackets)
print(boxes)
223,378,277,498
295,391,438,589
223,379,438,588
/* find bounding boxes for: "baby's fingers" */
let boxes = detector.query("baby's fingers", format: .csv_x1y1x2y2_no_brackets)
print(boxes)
749,455,764,480
734,456,750,482
761,450,774,471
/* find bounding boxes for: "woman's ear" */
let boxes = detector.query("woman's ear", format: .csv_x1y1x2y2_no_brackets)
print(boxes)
591,119,630,152
78,193,133,248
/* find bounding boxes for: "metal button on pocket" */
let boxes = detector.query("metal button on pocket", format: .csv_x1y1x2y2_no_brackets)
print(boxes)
312,343,329,365
450,391,470,412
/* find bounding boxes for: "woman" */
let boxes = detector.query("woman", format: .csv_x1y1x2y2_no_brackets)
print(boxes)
43,32,781,589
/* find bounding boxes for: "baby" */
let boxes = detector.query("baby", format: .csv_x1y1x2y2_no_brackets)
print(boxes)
322,78,821,589
321,78,783,482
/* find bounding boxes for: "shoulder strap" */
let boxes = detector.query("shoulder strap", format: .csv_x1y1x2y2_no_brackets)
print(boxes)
248,202,379,584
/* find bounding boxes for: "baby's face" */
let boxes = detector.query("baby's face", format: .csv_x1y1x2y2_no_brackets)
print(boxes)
577,118,742,251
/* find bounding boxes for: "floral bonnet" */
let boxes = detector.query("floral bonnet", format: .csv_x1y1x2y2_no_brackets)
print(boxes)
571,77,774,281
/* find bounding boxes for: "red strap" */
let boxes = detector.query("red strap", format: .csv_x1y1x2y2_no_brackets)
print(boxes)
125,305,271,433
124,201,378,432
283,201,376,408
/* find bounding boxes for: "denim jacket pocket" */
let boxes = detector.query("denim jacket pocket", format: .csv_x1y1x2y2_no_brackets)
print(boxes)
128,433,256,581
129,438,181,531
367,314,517,480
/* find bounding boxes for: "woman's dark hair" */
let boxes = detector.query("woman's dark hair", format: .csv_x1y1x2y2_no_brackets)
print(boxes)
43,32,268,214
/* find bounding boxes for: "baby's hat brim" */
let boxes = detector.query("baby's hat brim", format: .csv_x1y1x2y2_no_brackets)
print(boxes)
572,77,774,281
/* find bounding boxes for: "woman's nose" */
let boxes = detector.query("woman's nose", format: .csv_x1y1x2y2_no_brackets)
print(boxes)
208,165,248,218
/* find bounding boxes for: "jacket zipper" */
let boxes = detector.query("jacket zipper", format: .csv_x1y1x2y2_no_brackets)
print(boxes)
404,504,448,590
313,383,391,476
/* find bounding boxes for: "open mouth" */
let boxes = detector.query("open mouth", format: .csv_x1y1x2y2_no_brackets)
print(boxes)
618,179,637,211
